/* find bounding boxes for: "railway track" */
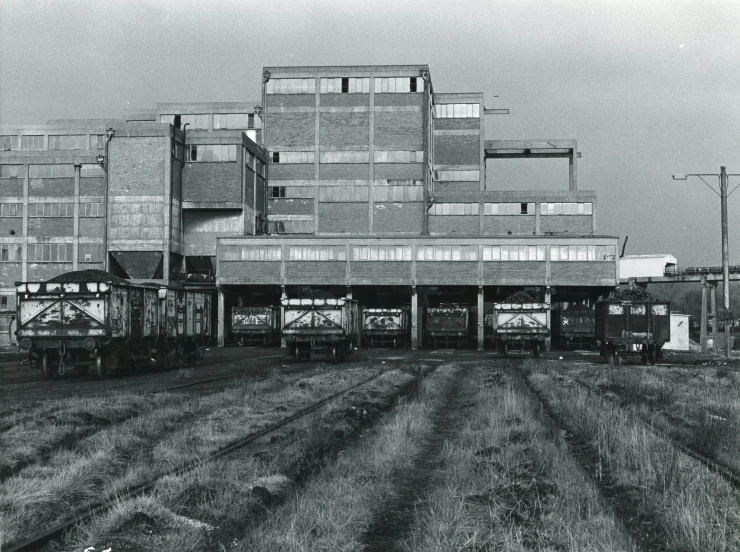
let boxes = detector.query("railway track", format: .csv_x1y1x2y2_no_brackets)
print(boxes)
4,352,453,552
569,375,740,490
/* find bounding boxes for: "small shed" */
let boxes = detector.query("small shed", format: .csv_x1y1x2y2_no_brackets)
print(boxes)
663,313,689,351
619,254,678,279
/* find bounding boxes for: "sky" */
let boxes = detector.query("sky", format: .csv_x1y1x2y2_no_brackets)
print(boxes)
1,0,739,267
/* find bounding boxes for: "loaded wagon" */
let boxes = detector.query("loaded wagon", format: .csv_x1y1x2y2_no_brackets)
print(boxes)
425,305,469,349
595,299,670,365
552,308,596,350
281,297,359,361
15,270,211,378
362,307,409,348
488,301,549,357
232,306,280,346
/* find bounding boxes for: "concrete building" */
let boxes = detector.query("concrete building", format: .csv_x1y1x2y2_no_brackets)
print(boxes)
1,64,618,349
619,254,677,279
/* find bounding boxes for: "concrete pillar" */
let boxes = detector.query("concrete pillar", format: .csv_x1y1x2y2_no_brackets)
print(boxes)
711,284,719,354
411,287,418,350
700,279,708,353
477,286,484,350
545,286,552,351
569,150,577,191
217,287,225,348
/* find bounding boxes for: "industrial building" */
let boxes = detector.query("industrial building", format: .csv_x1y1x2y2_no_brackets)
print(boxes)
0,64,619,348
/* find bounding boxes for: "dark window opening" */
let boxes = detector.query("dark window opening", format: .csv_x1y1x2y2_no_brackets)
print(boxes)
248,114,255,128
272,152,280,163
520,203,528,215
173,115,182,129
410,78,417,92
0,297,7,308
341,78,349,93
270,187,285,198
190,146,197,161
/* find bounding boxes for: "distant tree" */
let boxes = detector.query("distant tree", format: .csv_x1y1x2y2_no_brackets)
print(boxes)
649,282,688,311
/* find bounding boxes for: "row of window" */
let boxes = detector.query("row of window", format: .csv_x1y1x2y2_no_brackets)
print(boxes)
269,186,314,199
272,151,315,164
429,203,480,216
0,203,21,217
1,164,105,179
220,244,617,262
540,202,593,215
320,78,370,94
213,113,261,130
267,179,422,188
320,150,368,164
289,246,347,261
266,77,424,95
374,150,424,163
188,145,238,163
0,135,106,151
319,186,370,202
434,104,480,119
484,203,535,215
25,244,105,263
267,186,422,203
245,154,266,177
433,170,480,182
5,202,105,218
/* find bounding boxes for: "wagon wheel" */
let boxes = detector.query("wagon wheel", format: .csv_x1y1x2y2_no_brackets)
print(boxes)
331,345,338,363
533,342,541,358
649,347,657,366
41,351,58,380
641,354,648,366
263,336,268,347
393,337,398,349
156,348,170,372
502,342,509,358
96,352,108,379
294,344,301,362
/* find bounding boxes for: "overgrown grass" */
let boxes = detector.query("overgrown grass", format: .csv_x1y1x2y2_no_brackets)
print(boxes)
528,362,740,551
68,367,423,551
231,362,461,551
400,363,636,551
0,363,385,548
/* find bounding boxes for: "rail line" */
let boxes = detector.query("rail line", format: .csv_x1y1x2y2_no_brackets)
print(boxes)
569,375,740,490
503,359,670,552
5,352,452,552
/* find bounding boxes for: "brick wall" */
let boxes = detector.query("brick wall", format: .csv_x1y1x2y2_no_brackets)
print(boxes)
219,261,281,284
1,179,24,197
318,203,369,233
434,118,480,131
80,178,105,196
0,219,22,236
541,215,593,235
349,262,412,283
550,262,615,286
109,137,164,195
183,163,242,203
183,210,242,256
270,164,315,180
108,200,165,240
416,262,478,284
28,218,74,237
374,112,423,149
373,202,423,234
319,164,368,180
432,182,479,193
433,134,480,166
374,164,424,180
269,198,314,216
29,178,74,197
321,94,369,108
481,262,546,285
267,112,315,146
320,112,370,146
0,263,22,285
79,218,105,237
284,261,345,282
429,216,479,236
483,216,536,236
28,262,73,281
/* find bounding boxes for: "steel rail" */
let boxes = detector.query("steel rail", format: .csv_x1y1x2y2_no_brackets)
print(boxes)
569,375,740,490
5,353,450,551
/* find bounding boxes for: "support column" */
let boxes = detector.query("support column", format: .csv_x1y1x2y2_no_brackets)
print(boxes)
545,286,552,351
700,278,708,354
411,286,418,350
710,284,719,354
477,286,484,351
569,149,577,191
217,287,225,348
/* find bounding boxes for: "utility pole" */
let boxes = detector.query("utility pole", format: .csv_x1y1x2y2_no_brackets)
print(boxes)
720,167,731,357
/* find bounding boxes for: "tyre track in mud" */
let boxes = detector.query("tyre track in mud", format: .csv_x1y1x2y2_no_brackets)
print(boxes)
361,357,471,552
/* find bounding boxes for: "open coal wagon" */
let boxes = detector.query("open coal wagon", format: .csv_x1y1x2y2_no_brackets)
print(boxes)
281,297,359,362
595,299,670,365
232,306,280,346
425,305,469,349
362,307,409,348
489,301,550,357
553,308,596,350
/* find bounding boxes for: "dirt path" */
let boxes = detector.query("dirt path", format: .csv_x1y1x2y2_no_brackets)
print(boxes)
361,363,471,552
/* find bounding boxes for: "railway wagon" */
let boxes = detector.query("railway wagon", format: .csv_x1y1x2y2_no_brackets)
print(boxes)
595,299,670,365
282,297,359,361
425,305,469,349
489,302,549,357
552,308,596,350
232,306,280,346
362,307,409,348
16,271,211,378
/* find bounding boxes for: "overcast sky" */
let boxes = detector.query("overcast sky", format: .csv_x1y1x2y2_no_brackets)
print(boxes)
1,0,739,266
